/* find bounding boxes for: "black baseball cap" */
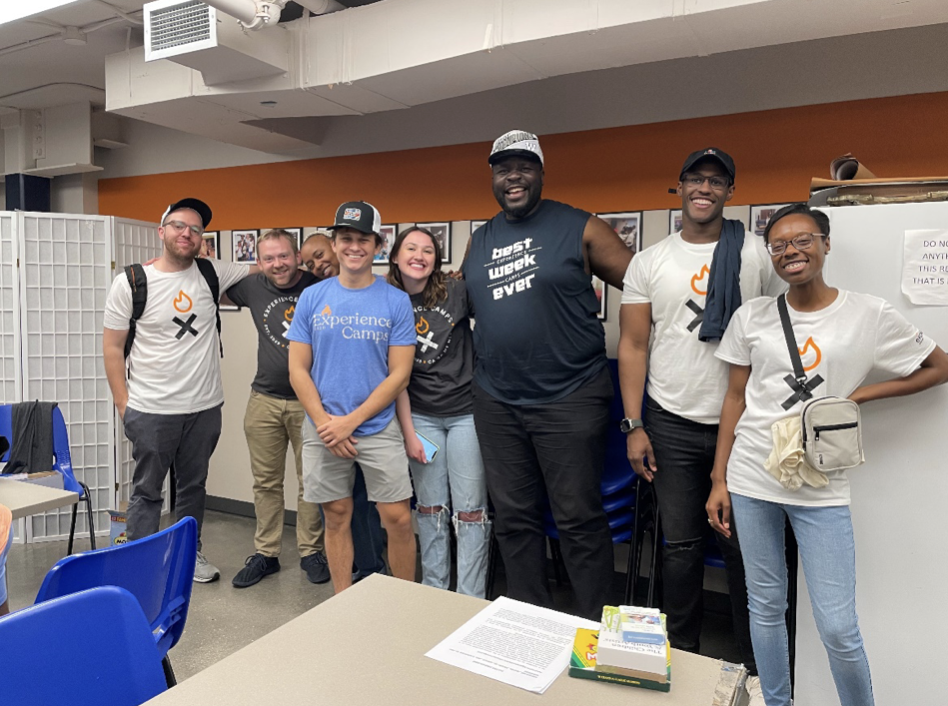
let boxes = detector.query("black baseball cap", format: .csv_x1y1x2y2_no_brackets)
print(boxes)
328,201,381,235
162,198,212,228
679,148,736,182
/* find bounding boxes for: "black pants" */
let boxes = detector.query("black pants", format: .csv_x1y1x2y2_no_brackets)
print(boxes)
646,399,756,673
473,367,614,620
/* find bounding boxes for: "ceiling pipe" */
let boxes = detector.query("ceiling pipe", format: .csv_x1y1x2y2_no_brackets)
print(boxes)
202,0,290,31
295,0,345,14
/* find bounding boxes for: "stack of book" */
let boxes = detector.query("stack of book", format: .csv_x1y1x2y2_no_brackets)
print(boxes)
569,605,671,692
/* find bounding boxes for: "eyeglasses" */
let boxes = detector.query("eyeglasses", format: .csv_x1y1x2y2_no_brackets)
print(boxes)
766,233,826,256
683,175,730,190
163,220,205,237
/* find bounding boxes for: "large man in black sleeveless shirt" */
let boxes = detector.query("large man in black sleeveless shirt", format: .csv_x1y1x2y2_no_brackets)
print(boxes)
462,131,632,619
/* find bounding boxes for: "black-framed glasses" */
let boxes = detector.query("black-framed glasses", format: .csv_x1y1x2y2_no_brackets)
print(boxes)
683,175,730,190
766,233,826,256
163,220,205,237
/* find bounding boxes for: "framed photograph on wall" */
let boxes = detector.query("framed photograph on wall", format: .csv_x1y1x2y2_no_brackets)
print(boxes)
281,227,303,249
418,222,452,263
592,276,607,321
232,229,259,263
750,204,790,237
598,211,642,253
374,224,398,264
471,219,488,233
201,232,219,260
669,209,683,235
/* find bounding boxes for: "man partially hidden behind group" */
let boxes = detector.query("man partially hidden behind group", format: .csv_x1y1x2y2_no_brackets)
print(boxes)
462,131,632,619
103,198,253,583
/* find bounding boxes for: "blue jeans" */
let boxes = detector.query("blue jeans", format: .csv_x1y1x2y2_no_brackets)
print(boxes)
731,494,874,706
410,413,490,597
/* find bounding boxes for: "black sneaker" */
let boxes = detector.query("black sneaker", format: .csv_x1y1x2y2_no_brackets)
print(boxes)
232,554,280,588
300,551,330,584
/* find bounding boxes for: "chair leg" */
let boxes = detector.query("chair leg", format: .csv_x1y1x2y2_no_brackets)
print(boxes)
68,503,79,555
485,529,498,600
162,654,177,688
81,482,96,550
646,503,662,608
626,478,644,605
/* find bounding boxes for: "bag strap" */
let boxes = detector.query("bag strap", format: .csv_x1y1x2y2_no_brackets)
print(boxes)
777,293,807,385
195,258,223,358
123,263,147,361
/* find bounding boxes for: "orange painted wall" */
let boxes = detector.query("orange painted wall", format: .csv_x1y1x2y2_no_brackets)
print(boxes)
98,92,948,231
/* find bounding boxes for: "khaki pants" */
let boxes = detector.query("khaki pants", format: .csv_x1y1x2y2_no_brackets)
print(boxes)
244,390,325,557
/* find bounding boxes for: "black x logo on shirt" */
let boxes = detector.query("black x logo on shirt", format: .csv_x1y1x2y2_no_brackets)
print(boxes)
173,314,199,339
781,373,824,410
686,299,704,332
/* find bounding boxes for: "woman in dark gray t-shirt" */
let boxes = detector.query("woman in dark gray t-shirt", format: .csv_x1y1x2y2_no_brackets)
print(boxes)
389,227,490,598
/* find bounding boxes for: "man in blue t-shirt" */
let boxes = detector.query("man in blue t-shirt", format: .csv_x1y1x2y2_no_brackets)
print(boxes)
287,201,417,592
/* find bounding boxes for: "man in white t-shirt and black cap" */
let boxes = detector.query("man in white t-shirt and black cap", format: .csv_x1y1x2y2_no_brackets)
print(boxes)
617,149,785,694
103,198,253,583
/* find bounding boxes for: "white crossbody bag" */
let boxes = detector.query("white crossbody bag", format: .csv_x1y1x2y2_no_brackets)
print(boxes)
777,295,865,472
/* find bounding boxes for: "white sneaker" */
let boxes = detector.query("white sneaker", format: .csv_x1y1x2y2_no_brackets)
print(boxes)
194,551,221,583
746,676,765,706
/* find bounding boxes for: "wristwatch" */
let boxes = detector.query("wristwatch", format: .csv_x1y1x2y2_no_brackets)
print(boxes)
619,418,644,434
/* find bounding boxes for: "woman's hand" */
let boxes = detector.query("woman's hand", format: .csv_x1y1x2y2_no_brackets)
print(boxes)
405,433,428,464
706,480,732,539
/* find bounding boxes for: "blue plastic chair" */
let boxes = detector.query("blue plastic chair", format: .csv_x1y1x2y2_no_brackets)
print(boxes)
0,586,167,705
0,403,96,553
35,516,198,685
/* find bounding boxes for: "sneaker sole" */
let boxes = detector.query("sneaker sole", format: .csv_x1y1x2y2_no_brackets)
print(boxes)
232,566,280,588
193,573,220,583
303,569,331,585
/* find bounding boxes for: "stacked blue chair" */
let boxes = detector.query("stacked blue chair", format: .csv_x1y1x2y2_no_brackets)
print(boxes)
0,403,97,553
35,516,198,686
0,586,167,705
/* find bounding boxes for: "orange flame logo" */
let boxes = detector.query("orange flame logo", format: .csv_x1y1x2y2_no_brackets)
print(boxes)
173,290,193,313
284,305,295,322
416,316,430,335
690,264,710,296
320,305,332,316
799,337,822,372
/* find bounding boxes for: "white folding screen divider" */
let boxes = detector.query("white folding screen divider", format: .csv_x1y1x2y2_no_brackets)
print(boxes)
17,213,114,541
111,218,163,511
0,213,24,541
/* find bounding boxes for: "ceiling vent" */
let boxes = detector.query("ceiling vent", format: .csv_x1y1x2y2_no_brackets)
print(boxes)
142,0,289,86
144,0,217,62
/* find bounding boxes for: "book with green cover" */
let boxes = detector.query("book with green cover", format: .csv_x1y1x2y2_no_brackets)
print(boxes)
568,628,671,693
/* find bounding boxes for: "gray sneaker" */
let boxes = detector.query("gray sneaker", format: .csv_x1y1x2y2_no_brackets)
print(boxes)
194,551,221,583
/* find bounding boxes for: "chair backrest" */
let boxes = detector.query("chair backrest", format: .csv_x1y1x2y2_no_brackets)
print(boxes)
0,403,81,495
35,516,198,657
0,586,167,706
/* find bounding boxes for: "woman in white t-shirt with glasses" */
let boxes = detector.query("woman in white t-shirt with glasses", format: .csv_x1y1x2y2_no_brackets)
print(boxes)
707,203,948,706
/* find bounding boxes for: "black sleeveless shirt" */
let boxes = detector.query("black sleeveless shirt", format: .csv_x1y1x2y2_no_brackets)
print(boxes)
462,200,607,404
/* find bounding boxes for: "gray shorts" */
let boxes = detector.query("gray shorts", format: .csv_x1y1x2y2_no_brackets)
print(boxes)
301,416,413,504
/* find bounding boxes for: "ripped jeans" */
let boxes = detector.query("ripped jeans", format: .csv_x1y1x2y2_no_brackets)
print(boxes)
409,412,491,598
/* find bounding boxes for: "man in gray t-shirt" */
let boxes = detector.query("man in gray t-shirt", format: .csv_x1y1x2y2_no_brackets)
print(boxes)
225,230,330,588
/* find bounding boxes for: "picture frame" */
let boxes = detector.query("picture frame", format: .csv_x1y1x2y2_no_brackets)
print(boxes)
232,229,259,263
373,224,398,265
598,211,642,253
669,209,683,235
418,222,452,263
281,227,303,249
220,302,241,312
592,276,607,321
471,219,488,233
201,232,219,260
750,204,790,237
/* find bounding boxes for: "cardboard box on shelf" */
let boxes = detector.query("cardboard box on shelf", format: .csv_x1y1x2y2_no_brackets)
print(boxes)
109,502,129,545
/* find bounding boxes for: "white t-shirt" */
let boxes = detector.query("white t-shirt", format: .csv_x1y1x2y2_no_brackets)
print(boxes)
622,231,785,424
104,260,249,414
715,291,935,507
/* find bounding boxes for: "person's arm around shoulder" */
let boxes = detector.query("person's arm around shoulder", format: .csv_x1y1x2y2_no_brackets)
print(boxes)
584,215,633,290
706,363,751,539
618,301,656,481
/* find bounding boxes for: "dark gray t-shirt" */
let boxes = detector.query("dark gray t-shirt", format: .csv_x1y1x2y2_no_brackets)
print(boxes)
407,277,474,417
227,271,318,399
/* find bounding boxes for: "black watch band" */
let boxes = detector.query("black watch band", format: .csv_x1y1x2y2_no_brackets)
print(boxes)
620,418,644,434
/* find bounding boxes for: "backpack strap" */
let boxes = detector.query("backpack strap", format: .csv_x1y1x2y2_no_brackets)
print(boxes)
123,264,147,361
195,258,223,358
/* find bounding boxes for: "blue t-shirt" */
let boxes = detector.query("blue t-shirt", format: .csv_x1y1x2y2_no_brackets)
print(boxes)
286,276,415,435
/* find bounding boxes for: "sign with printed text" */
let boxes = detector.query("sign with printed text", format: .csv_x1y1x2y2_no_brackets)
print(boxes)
902,229,948,306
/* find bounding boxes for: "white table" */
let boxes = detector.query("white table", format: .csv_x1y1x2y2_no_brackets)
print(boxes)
145,574,743,705
0,477,79,520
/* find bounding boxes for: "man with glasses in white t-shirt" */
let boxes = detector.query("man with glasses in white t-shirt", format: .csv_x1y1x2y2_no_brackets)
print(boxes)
103,198,253,583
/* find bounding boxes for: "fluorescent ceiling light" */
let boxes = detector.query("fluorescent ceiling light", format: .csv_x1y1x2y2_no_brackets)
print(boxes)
0,0,83,28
